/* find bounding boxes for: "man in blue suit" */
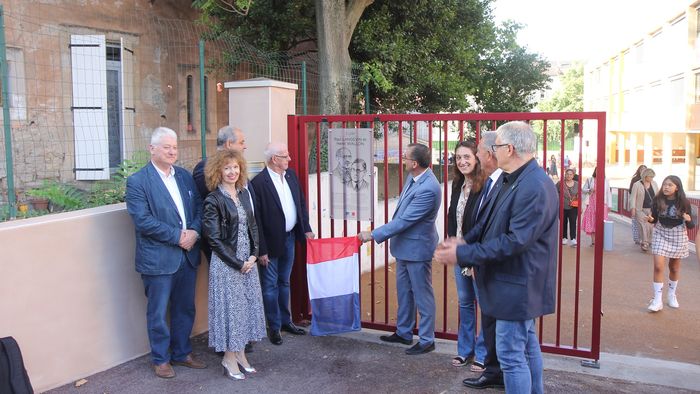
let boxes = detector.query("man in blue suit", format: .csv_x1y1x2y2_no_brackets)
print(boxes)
126,127,206,378
251,142,315,345
359,143,442,355
435,122,558,393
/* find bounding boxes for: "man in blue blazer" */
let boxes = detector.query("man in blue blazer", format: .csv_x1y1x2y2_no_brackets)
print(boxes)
251,142,315,345
125,127,206,378
359,143,442,355
435,122,558,393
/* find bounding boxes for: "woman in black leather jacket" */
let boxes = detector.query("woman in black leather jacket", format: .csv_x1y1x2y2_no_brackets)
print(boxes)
202,150,266,380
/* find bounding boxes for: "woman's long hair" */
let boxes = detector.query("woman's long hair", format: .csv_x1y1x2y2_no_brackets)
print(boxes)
629,164,646,192
451,139,483,194
653,175,690,216
204,150,248,192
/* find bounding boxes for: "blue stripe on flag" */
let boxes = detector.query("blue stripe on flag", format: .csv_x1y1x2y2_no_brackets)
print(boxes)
309,293,361,336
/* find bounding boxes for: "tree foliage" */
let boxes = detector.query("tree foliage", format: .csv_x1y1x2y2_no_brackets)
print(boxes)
351,1,495,113
536,63,583,140
194,0,551,114
537,63,583,113
194,0,317,57
470,21,551,112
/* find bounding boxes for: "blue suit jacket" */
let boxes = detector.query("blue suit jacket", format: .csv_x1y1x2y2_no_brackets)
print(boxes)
126,162,202,275
250,167,312,258
372,170,442,262
458,159,558,321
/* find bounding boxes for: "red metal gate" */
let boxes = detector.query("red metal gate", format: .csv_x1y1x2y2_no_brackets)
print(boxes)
287,112,607,361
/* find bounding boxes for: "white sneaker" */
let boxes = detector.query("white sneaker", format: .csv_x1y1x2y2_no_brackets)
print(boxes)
562,239,569,245
647,298,663,312
668,293,679,308
570,238,577,246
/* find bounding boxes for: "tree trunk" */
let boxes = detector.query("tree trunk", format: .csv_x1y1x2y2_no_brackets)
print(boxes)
315,0,373,114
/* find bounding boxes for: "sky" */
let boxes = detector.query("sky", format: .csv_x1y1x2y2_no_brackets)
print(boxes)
492,0,690,63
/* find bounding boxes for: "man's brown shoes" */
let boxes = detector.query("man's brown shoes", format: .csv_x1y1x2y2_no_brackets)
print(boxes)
154,354,207,378
171,354,207,369
154,363,175,379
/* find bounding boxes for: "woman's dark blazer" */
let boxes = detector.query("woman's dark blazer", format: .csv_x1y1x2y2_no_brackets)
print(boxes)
202,187,259,270
447,176,482,238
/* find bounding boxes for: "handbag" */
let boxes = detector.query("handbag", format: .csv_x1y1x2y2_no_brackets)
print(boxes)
565,184,579,208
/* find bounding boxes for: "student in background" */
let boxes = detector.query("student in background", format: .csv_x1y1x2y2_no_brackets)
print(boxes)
646,176,694,312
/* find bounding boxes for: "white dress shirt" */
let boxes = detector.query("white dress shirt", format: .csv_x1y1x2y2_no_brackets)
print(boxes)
267,167,297,232
154,162,187,229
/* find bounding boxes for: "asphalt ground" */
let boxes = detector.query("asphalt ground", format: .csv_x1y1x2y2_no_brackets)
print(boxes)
47,214,700,393
46,330,700,393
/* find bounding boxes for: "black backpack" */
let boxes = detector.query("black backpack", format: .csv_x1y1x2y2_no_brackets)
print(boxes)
0,337,33,394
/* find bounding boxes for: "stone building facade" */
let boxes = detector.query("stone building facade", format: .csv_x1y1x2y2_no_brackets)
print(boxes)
0,0,230,196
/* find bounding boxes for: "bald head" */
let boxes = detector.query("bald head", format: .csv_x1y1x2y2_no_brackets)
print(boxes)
265,142,291,174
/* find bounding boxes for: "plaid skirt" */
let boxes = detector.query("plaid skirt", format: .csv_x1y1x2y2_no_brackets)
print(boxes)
651,223,689,259
631,219,640,244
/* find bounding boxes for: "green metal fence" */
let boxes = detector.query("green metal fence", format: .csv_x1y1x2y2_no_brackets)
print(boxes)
0,2,364,221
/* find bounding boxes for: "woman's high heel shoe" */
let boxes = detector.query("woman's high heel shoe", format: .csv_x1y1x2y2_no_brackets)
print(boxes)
222,361,245,380
238,362,257,374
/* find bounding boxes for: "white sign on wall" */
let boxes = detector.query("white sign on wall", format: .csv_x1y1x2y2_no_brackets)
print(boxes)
328,128,374,221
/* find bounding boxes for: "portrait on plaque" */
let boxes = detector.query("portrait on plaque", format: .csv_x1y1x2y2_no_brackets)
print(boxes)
328,128,374,221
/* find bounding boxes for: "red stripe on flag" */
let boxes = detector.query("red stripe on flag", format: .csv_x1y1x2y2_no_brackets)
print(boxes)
306,237,362,264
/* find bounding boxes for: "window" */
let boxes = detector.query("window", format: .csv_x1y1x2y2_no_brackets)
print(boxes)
187,74,195,132
0,47,26,121
203,75,209,133
106,43,122,170
70,35,134,180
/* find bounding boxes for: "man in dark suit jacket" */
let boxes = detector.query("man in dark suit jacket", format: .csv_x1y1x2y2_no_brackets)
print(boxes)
192,125,248,199
125,127,206,378
457,131,504,388
192,126,257,260
359,143,442,356
435,121,558,393
251,142,315,345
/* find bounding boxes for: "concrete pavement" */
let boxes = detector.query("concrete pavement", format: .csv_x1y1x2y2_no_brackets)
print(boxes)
45,214,700,393
46,329,700,393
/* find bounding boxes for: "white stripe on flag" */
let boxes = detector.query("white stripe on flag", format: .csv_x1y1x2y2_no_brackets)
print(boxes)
307,254,359,300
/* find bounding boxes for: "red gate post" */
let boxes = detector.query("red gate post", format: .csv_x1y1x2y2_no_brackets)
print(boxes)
287,114,312,323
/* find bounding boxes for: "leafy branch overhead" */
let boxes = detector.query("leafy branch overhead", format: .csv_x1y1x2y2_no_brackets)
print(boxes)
195,0,551,114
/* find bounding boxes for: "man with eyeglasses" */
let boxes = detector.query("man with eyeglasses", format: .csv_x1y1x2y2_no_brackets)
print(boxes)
251,142,315,345
359,143,442,355
435,121,558,394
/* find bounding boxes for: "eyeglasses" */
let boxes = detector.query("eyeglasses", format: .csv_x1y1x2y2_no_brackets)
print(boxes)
274,154,291,160
401,154,415,162
490,143,510,153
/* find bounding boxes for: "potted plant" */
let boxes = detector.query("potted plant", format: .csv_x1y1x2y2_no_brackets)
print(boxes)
26,181,85,212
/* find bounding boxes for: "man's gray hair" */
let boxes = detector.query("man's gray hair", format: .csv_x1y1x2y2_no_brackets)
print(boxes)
150,127,177,145
216,125,241,148
478,131,498,149
496,121,537,155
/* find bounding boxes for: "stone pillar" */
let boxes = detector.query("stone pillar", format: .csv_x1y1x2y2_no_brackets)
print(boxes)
643,133,653,167
686,134,697,191
662,132,673,171
617,132,625,165
629,133,638,166
224,78,298,174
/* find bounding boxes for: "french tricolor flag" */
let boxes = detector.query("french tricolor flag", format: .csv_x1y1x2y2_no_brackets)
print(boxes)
306,237,362,336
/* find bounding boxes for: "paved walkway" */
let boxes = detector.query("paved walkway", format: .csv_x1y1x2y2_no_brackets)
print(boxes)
47,330,700,393
46,215,700,393
598,214,700,364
